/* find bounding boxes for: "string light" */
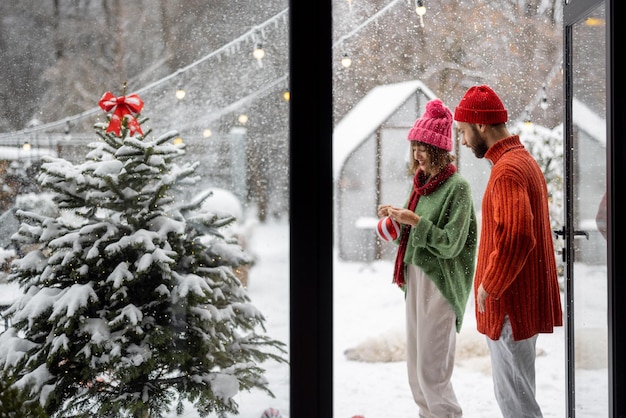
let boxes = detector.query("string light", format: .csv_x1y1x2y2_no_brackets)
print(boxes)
22,142,31,151
5,3,407,141
282,91,291,101
5,2,412,144
0,9,289,140
238,114,249,125
415,0,426,27
253,43,265,68
341,52,352,68
202,129,212,138
175,87,186,100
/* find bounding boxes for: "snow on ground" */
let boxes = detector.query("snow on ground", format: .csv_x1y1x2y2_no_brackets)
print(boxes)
174,219,607,417
2,218,608,417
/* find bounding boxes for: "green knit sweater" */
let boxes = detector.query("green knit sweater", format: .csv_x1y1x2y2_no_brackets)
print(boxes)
401,172,477,332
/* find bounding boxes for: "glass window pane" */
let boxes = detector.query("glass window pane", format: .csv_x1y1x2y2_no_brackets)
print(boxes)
571,3,608,415
333,2,568,415
0,3,290,417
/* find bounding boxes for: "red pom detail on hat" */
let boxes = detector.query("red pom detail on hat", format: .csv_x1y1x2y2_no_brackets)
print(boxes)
407,98,453,151
261,407,282,418
453,85,508,124
376,216,401,242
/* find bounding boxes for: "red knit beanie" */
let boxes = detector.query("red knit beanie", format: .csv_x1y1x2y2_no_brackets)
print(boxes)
407,98,453,151
453,85,508,124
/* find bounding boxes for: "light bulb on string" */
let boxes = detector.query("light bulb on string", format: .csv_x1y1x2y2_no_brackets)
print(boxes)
415,0,426,27
22,142,31,151
282,90,291,101
253,43,265,68
202,128,212,138
238,114,249,125
341,52,352,68
175,87,186,100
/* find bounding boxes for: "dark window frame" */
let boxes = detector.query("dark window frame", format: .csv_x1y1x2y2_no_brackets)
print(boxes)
289,2,333,417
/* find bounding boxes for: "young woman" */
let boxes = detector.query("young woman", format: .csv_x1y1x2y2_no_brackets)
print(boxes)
378,98,477,418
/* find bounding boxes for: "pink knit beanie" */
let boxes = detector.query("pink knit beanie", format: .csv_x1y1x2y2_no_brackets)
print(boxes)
453,85,508,124
407,98,453,152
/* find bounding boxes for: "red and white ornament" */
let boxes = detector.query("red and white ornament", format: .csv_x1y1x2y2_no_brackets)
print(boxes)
376,216,401,242
261,407,282,418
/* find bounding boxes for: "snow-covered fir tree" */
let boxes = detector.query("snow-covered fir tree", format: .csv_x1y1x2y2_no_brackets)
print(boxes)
0,369,48,417
0,90,287,418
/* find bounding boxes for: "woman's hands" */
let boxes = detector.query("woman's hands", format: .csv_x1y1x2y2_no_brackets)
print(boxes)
377,204,392,217
377,205,420,227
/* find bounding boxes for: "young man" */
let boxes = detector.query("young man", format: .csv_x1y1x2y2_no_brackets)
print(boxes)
453,85,563,418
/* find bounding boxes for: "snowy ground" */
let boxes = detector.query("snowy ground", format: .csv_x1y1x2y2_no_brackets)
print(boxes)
225,219,607,418
1,219,608,417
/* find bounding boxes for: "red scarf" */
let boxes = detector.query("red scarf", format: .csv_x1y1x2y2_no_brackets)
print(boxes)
392,163,457,288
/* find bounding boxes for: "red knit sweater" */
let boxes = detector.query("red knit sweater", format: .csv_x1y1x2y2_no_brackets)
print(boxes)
476,135,563,341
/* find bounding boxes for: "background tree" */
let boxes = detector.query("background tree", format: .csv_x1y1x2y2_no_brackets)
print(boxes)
332,1,564,128
0,91,286,418
0,0,576,220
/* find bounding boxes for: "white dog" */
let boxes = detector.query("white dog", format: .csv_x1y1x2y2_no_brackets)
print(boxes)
345,327,615,376
343,328,493,375
343,329,407,363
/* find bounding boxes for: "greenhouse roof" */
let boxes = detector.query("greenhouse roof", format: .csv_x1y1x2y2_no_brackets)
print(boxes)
333,79,436,180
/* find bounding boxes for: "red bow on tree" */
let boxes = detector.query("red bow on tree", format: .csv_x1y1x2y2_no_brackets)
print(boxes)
98,91,144,136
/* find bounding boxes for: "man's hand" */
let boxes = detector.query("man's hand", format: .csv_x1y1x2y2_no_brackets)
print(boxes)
477,283,488,313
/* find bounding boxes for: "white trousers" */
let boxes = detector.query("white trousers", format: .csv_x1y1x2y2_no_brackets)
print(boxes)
486,316,542,418
405,264,463,418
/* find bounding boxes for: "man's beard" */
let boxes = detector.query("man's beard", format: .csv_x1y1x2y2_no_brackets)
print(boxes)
470,125,489,158
473,140,489,158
